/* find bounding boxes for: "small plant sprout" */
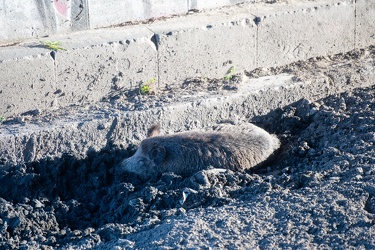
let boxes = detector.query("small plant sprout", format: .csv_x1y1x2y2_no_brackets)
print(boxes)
224,66,235,81
0,116,5,123
140,84,151,94
40,40,67,51
140,77,156,95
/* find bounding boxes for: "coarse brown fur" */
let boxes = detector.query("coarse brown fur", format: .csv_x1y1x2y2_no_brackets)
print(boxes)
120,123,280,180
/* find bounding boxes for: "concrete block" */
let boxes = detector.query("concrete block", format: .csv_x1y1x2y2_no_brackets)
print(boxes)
0,53,55,117
0,26,158,117
256,1,355,68
355,0,375,48
152,16,257,87
0,0,89,45
0,115,118,165
88,0,188,29
146,0,188,18
112,38,158,89
53,26,157,108
87,0,146,29
0,1,46,43
189,0,232,9
54,44,118,106
189,0,274,10
107,27,158,90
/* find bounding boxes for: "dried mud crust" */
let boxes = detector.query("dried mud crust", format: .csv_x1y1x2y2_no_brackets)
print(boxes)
246,45,375,83
1,84,375,249
101,46,375,113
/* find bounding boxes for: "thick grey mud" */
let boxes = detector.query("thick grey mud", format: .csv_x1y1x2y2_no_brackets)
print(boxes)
1,86,375,249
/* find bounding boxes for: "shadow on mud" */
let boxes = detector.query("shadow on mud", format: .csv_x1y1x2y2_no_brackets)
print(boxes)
2,91,367,248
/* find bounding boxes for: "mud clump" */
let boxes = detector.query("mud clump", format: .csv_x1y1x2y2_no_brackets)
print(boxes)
1,86,375,249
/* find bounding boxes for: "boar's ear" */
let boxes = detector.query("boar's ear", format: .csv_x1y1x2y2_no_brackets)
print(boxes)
147,124,161,138
150,145,166,166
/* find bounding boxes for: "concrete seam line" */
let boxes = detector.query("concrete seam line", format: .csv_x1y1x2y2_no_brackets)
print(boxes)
147,27,161,89
253,14,260,68
87,0,91,29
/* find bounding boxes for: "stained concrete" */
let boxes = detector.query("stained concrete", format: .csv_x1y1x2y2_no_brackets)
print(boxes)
0,26,157,117
2,0,374,118
356,0,375,48
0,0,275,44
256,1,355,67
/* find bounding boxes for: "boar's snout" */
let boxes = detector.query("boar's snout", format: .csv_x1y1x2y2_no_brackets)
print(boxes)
117,147,156,180
120,157,137,174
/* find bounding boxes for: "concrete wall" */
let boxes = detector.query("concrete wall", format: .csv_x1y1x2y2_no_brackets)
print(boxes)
356,0,375,48
0,0,89,44
1,0,375,118
0,0,273,45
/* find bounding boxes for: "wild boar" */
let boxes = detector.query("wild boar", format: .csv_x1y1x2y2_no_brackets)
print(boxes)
120,123,280,180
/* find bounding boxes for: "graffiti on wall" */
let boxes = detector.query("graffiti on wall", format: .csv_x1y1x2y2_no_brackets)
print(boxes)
48,0,88,33
52,0,71,20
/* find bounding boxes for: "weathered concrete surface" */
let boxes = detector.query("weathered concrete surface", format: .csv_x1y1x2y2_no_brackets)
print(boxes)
1,49,375,167
356,0,375,48
0,26,157,117
88,0,188,29
0,0,89,45
153,0,355,87
151,14,257,87
0,52,55,116
0,0,272,45
2,0,374,118
256,1,355,67
54,43,117,107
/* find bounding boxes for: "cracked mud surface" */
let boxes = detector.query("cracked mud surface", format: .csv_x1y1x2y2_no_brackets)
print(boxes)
1,48,375,249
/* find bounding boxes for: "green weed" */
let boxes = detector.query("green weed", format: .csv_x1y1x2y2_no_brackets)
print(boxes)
40,40,67,51
224,66,235,81
140,78,156,95
140,84,151,94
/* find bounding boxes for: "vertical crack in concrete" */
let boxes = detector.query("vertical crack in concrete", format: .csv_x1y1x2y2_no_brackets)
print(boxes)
49,50,57,107
253,15,261,68
149,31,161,88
